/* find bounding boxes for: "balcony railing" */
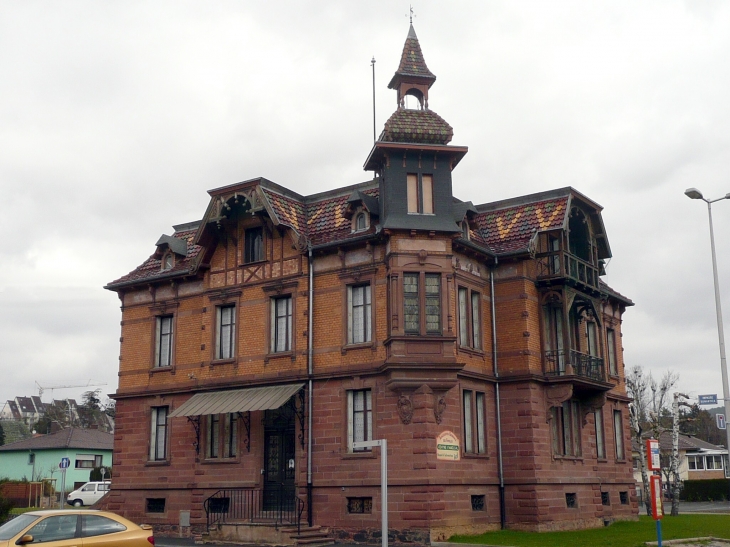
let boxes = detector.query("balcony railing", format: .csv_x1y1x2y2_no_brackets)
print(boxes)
544,349,605,382
204,486,304,533
536,250,599,289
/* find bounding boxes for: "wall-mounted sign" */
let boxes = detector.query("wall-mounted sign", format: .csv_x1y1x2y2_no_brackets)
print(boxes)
436,431,460,461
646,439,660,471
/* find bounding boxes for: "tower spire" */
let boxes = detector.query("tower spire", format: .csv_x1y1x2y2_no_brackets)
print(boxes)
388,22,436,110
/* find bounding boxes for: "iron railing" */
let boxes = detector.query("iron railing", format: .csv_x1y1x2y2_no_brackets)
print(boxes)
204,486,305,534
536,250,599,289
544,349,605,382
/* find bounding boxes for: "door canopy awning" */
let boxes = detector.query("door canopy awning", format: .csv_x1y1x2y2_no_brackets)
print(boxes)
168,384,304,418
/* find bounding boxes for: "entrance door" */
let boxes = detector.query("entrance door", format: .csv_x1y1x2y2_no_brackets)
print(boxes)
263,408,295,512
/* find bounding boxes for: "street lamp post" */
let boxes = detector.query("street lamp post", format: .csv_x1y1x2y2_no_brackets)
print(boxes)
685,187,730,468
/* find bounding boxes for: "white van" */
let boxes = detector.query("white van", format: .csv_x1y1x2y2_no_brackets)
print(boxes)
66,481,111,507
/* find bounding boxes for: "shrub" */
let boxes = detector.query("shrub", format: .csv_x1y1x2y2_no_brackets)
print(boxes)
89,467,112,482
679,479,730,501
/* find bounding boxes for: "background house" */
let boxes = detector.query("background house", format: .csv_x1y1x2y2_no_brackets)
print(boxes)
0,428,113,490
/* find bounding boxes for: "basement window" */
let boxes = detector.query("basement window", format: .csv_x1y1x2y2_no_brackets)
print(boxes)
565,493,577,509
146,498,166,513
471,495,485,511
347,497,372,514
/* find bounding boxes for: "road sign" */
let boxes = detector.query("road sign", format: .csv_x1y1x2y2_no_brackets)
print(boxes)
717,413,726,430
699,394,718,405
59,457,70,469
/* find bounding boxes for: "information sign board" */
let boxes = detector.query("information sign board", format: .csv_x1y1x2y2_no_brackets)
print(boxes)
699,394,718,405
436,431,460,461
646,439,660,471
650,475,663,520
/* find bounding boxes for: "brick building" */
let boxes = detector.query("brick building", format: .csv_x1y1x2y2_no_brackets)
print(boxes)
103,24,637,542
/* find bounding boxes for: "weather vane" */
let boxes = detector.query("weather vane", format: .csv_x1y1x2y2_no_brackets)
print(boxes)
408,5,415,24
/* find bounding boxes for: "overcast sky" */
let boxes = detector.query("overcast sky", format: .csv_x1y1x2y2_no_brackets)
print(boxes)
2,1,730,412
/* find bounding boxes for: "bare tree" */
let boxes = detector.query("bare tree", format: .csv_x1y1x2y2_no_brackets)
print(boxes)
626,366,679,515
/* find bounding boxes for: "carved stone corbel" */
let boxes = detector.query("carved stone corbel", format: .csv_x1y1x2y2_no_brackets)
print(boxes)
397,394,413,425
434,394,447,424
545,384,573,423
581,392,607,426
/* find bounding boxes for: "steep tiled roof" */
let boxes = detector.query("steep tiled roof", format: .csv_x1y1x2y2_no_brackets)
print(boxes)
306,187,379,246
380,109,453,145
261,188,308,235
105,228,202,289
0,428,113,452
389,24,436,86
472,196,569,254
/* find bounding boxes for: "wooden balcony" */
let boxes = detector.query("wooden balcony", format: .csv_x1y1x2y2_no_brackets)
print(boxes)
544,350,612,392
536,250,600,291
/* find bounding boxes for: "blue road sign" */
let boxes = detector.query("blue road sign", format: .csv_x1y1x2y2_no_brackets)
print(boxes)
60,457,70,469
699,394,718,405
717,414,727,430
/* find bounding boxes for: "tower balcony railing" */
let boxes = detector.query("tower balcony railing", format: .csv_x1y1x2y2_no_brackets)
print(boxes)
536,250,600,289
544,349,605,382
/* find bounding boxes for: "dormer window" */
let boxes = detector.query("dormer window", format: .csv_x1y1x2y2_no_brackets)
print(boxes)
407,174,434,214
354,211,368,232
162,252,174,271
461,221,470,240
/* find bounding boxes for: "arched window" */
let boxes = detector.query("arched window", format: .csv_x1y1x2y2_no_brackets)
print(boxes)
162,252,174,271
355,212,368,232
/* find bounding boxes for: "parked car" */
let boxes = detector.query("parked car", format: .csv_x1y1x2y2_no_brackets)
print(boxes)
0,509,153,546
66,481,111,507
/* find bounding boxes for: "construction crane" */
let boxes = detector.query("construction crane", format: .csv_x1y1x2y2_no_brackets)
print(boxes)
35,380,108,400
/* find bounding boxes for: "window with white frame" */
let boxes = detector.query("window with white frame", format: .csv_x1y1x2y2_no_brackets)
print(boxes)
463,390,486,454
404,272,441,335
206,413,238,459
150,406,168,461
458,287,481,350
347,284,372,344
595,408,606,459
271,295,293,352
347,389,372,452
613,410,625,460
156,315,173,368
607,329,617,375
216,304,236,360
550,400,582,457
162,252,174,271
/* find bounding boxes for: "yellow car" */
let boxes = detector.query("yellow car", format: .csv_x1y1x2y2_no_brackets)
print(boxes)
0,510,154,546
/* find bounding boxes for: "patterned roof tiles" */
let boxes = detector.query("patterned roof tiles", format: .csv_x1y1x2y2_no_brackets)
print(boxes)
261,187,307,235
306,188,379,246
390,24,436,85
381,109,453,145
472,197,569,254
106,228,202,288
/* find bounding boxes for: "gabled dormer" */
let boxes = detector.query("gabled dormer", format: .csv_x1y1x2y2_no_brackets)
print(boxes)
364,24,467,234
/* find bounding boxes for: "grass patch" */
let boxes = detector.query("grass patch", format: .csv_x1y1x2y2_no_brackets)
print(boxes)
448,515,730,547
